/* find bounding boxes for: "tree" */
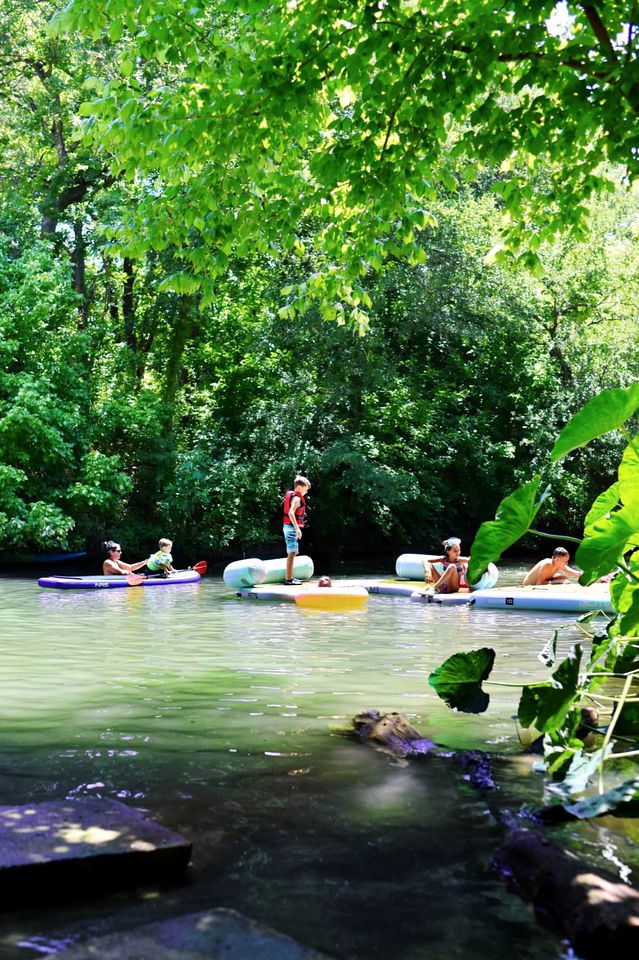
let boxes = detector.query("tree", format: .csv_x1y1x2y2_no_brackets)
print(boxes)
53,0,639,325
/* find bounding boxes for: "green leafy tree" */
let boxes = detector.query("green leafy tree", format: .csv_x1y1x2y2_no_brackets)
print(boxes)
54,0,639,323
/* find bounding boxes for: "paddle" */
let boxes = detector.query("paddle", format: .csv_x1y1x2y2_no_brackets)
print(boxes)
126,561,206,586
126,572,147,586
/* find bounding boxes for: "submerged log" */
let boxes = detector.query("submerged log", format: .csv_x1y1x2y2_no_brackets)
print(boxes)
350,709,496,789
351,709,438,758
352,710,639,958
501,826,639,958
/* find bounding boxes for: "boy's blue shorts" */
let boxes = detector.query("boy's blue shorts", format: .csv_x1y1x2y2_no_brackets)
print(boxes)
283,525,299,554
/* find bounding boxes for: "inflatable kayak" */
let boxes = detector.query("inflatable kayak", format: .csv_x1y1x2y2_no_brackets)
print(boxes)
38,570,201,590
238,583,369,609
222,555,314,588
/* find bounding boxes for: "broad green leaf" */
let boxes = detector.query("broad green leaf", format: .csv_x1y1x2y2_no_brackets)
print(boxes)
467,476,548,585
538,630,559,668
615,701,639,736
589,631,617,671
619,437,639,509
551,384,639,461
609,574,639,638
518,645,582,733
546,743,611,796
428,648,496,714
583,482,620,534
603,631,639,675
577,610,604,625
575,504,639,584
538,777,639,822
544,744,580,779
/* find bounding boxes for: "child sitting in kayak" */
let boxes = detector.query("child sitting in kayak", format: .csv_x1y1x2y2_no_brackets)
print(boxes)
423,537,470,593
102,541,147,576
147,538,176,578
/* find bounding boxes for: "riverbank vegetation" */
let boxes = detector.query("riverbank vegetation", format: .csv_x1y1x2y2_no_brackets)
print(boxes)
1,1,639,560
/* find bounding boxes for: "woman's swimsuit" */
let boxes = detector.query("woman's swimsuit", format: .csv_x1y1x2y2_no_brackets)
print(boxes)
439,561,467,593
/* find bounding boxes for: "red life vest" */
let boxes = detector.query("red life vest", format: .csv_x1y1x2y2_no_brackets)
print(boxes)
283,489,306,526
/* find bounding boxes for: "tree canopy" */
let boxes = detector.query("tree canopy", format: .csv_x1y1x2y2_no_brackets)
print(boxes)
0,0,638,558
53,0,639,326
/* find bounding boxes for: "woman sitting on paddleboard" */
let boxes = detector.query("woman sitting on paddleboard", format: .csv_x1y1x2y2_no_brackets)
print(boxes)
102,541,148,576
423,537,470,593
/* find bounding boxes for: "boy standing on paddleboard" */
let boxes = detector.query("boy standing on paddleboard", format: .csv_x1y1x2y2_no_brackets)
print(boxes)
283,476,310,585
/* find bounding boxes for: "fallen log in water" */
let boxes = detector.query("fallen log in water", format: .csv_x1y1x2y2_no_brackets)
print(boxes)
351,709,438,757
350,709,496,789
350,710,639,958
501,826,639,958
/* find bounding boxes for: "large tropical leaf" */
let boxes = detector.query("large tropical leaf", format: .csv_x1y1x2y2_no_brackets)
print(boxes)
518,646,582,733
609,571,639,638
583,482,620,534
467,476,548,585
575,505,639,584
619,438,639,510
546,743,611,795
602,629,639,675
537,777,639,822
551,384,639,461
538,630,559,668
614,700,639,736
428,648,496,714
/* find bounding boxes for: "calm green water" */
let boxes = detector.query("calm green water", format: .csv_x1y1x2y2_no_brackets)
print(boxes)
0,568,635,959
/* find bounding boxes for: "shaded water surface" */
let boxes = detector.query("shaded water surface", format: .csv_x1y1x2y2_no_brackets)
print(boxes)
0,569,635,959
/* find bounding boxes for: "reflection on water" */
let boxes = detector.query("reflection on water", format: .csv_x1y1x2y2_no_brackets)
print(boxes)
0,570,634,959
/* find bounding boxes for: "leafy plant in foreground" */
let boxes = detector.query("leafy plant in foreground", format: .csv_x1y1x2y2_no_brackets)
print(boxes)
429,384,639,818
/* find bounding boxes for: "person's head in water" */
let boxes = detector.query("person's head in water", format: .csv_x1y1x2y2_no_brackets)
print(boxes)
442,536,461,561
318,575,332,587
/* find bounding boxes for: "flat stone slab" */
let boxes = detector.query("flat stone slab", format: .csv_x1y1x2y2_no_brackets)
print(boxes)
50,908,333,959
0,799,191,900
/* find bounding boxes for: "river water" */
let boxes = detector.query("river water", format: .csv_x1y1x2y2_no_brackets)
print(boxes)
0,567,636,959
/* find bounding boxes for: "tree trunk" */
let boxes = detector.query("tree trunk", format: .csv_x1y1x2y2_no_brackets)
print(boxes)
122,257,136,350
165,295,194,416
501,826,639,959
103,256,121,326
72,219,88,325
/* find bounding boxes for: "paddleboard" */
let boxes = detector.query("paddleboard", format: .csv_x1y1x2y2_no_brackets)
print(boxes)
237,582,368,609
38,570,201,590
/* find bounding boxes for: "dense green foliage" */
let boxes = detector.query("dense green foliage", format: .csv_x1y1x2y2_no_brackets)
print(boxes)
429,385,639,812
1,1,639,561
52,0,639,320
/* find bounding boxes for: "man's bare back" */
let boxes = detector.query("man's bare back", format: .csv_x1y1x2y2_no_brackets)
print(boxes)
523,554,581,586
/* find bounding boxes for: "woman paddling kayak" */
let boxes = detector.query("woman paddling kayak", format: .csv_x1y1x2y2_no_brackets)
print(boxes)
102,540,148,576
